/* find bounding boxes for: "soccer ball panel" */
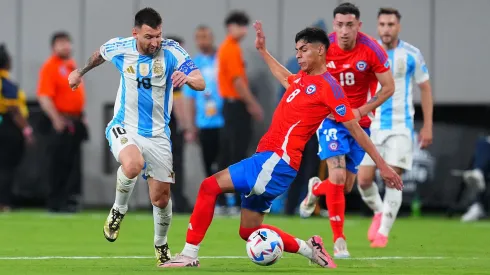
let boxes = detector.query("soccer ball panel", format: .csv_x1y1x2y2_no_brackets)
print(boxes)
246,228,284,266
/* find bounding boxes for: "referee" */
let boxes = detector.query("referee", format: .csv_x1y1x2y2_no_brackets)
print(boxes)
0,44,34,212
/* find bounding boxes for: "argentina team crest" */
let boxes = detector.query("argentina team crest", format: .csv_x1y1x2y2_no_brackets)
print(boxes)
395,58,406,78
356,60,367,72
153,59,164,76
139,63,150,77
306,84,317,95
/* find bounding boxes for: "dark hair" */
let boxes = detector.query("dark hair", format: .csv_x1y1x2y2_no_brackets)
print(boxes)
0,44,10,69
333,2,360,19
166,35,184,45
51,31,71,47
295,27,330,49
225,11,250,26
134,7,162,29
378,7,402,21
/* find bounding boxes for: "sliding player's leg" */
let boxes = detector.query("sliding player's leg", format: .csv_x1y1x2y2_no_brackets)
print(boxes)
238,207,336,268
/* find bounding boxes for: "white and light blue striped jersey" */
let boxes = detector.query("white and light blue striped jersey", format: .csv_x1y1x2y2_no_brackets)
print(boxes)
371,40,429,132
101,37,197,138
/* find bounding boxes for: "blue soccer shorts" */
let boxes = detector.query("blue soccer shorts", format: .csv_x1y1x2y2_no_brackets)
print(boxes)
229,151,297,213
317,118,370,174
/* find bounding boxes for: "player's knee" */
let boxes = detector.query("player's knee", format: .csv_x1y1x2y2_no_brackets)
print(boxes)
239,226,258,241
357,175,374,190
358,179,373,190
121,162,142,179
199,176,222,196
151,191,170,209
328,169,346,185
120,154,144,178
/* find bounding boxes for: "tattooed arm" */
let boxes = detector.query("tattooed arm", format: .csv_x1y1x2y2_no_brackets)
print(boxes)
357,70,395,117
68,50,105,90
78,50,105,76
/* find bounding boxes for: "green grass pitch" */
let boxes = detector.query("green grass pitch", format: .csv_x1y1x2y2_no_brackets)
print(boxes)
0,211,489,274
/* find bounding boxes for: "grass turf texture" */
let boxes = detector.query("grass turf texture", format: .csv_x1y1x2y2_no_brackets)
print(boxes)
0,211,489,274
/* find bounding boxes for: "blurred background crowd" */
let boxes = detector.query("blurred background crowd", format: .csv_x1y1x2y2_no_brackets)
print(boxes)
0,0,489,222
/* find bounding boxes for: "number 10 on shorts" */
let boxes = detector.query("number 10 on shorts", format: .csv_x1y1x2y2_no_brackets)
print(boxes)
112,127,127,139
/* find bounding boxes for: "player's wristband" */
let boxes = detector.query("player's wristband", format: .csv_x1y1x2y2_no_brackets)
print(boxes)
22,126,33,137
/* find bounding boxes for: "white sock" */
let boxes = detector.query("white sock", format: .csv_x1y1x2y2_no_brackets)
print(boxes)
296,239,313,259
182,243,200,258
358,182,383,214
379,187,402,236
113,166,137,214
154,199,172,246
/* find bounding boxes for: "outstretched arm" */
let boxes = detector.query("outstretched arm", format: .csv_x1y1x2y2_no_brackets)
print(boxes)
343,119,403,190
254,21,292,89
77,50,105,76
68,50,105,90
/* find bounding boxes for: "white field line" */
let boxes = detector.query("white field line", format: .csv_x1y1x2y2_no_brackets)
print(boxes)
0,255,478,260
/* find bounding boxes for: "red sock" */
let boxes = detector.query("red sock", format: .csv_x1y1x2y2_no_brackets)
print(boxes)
258,225,300,253
325,180,346,242
312,179,329,196
186,176,222,245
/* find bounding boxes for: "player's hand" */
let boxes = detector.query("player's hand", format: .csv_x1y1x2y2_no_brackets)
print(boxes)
253,20,266,52
379,164,403,191
68,70,83,90
418,125,433,148
171,71,188,88
247,101,264,122
52,116,66,133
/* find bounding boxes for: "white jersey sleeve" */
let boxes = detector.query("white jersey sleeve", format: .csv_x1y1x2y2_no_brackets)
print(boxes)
99,37,135,72
414,50,430,84
162,39,198,75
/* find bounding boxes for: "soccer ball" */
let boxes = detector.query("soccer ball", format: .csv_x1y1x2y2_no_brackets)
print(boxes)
246,228,284,266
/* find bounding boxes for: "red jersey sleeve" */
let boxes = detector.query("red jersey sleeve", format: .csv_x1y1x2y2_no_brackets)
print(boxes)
361,35,390,74
321,74,355,122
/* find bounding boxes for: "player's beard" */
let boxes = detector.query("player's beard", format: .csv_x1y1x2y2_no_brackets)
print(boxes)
147,45,160,56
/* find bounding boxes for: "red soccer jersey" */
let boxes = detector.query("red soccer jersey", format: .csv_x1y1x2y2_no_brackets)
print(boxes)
256,71,354,170
326,32,390,128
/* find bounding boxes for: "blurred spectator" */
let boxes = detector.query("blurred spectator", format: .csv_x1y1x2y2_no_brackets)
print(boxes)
183,26,226,212
0,44,34,212
281,20,327,215
37,32,88,213
461,136,490,222
217,11,264,214
166,35,192,213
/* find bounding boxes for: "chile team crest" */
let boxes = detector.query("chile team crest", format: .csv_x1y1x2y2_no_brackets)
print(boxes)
356,60,367,72
329,140,339,151
306,84,316,95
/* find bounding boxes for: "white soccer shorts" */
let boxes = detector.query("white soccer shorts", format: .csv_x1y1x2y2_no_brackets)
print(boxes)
106,124,175,183
360,129,414,171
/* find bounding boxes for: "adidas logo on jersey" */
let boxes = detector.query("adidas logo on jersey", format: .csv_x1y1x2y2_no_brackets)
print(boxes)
125,66,135,74
326,61,336,69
